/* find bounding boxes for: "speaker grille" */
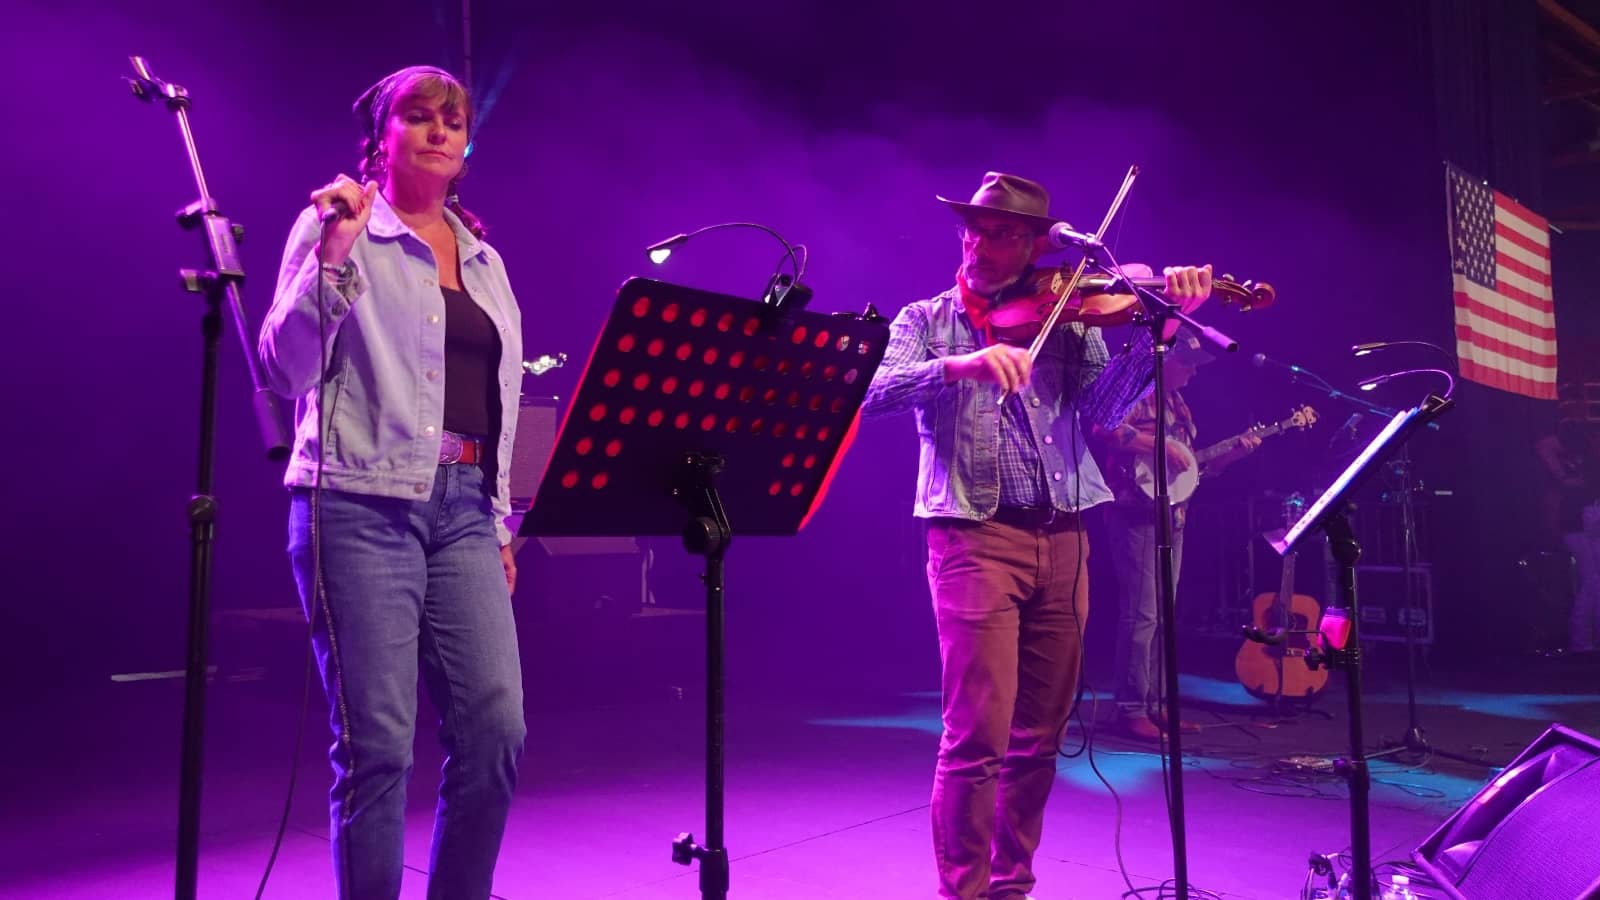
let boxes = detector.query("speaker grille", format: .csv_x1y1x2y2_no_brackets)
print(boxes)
508,396,558,515
1416,725,1600,899
1458,760,1600,897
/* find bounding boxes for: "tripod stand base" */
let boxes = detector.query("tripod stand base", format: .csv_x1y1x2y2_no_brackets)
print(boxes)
1370,727,1491,766
671,833,729,899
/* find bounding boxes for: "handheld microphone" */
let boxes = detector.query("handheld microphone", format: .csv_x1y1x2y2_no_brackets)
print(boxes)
1251,352,1305,375
320,197,352,225
1046,222,1103,250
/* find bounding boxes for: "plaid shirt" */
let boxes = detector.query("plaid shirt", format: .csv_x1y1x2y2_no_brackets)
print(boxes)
995,324,1152,506
1105,388,1198,526
861,284,1157,519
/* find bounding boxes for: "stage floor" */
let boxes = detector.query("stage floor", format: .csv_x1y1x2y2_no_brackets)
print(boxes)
5,648,1597,899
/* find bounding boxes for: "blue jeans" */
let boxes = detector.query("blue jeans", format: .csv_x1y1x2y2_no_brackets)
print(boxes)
288,462,526,900
1107,502,1185,719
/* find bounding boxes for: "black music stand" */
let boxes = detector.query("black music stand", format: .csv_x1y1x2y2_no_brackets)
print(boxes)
1258,393,1453,900
519,277,888,900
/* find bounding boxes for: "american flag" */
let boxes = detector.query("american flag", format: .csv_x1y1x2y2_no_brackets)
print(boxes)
1446,163,1556,400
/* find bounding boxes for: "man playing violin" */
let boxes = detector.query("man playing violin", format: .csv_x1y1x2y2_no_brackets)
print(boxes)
860,171,1212,900
1094,330,1259,741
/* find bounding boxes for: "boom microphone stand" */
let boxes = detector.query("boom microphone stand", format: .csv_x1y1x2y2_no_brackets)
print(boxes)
1122,281,1236,900
1351,347,1487,768
1371,449,1486,765
1365,456,1487,768
1052,165,1239,899
127,56,292,900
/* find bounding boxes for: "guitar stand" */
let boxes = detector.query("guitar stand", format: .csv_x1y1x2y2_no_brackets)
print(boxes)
1266,670,1334,722
1241,599,1334,720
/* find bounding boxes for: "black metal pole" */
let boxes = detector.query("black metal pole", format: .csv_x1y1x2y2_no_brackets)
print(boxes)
1091,257,1230,900
1324,508,1373,900
672,452,731,900
1399,451,1422,741
1367,449,1486,767
1148,334,1191,899
702,549,729,900
174,290,222,900
126,56,292,900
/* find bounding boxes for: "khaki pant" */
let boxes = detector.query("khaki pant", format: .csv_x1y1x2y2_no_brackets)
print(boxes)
926,515,1089,900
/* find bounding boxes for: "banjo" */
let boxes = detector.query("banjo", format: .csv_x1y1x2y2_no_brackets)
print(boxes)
1134,405,1317,503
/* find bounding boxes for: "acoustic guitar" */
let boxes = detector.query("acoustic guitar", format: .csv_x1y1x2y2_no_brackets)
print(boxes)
1135,405,1317,504
1234,499,1329,702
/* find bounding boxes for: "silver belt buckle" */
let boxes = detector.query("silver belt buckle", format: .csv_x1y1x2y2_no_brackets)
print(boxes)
439,431,464,465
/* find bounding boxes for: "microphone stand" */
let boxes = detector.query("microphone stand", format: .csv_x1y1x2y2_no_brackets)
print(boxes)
1121,280,1234,900
1062,166,1237,900
127,56,292,900
1359,449,1486,769
1271,362,1440,432
1272,362,1478,766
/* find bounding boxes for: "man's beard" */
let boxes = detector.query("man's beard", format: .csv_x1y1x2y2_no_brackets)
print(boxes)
962,263,1027,298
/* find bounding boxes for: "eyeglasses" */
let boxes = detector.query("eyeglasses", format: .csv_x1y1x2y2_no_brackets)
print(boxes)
959,223,1034,246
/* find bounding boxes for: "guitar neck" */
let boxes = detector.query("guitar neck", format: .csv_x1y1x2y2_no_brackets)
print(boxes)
1277,551,1297,606
1194,420,1288,465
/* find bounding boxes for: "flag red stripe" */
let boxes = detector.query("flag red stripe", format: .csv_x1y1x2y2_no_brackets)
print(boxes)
1496,250,1551,287
1465,280,1548,329
1495,276,1553,312
1455,323,1558,368
1495,221,1550,261
1455,292,1556,341
1459,356,1556,399
1494,194,1550,236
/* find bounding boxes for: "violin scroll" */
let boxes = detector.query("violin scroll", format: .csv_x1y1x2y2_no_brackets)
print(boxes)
1216,274,1275,312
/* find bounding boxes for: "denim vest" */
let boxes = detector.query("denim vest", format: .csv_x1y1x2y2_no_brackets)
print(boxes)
862,286,1152,521
259,193,524,544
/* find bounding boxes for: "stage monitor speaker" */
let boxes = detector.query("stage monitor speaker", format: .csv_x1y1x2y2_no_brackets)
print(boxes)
507,395,560,529
1413,723,1600,899
506,395,646,613
506,395,639,550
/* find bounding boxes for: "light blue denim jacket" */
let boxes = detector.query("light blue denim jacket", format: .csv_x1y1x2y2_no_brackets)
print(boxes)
259,192,524,545
860,285,1155,521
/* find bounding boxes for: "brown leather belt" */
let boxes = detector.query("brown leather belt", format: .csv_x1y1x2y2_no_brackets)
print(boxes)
439,431,486,465
990,506,1081,530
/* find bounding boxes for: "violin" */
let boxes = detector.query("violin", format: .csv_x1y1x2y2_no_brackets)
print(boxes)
985,266,1276,347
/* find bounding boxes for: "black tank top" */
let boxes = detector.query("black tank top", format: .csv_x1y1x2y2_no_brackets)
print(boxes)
440,285,501,439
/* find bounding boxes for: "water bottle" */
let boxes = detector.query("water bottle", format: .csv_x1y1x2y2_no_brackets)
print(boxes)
1379,873,1417,900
